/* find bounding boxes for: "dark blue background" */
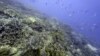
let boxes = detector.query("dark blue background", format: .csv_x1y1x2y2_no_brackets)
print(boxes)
15,0,100,47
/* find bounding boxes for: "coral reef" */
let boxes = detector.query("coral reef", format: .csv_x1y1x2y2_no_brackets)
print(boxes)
0,0,99,56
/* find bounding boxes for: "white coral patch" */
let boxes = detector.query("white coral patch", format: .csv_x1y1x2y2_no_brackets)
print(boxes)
86,44,98,51
28,17,36,23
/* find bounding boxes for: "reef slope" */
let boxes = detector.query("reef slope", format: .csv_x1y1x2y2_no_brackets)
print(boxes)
0,0,100,56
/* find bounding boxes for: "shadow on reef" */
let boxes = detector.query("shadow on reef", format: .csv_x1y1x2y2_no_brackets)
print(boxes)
0,0,100,56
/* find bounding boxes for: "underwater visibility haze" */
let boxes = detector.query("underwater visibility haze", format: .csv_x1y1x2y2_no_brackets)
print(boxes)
0,0,100,56
15,0,100,47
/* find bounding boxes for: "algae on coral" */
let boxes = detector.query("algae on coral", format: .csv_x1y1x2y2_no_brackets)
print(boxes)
0,0,100,56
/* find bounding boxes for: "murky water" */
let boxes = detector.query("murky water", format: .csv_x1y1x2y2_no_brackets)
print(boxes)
14,0,100,47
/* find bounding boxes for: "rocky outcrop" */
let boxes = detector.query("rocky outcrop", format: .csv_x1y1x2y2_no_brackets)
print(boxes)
0,0,99,56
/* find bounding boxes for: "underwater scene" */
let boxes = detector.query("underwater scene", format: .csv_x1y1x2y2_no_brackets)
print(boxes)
0,0,100,56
